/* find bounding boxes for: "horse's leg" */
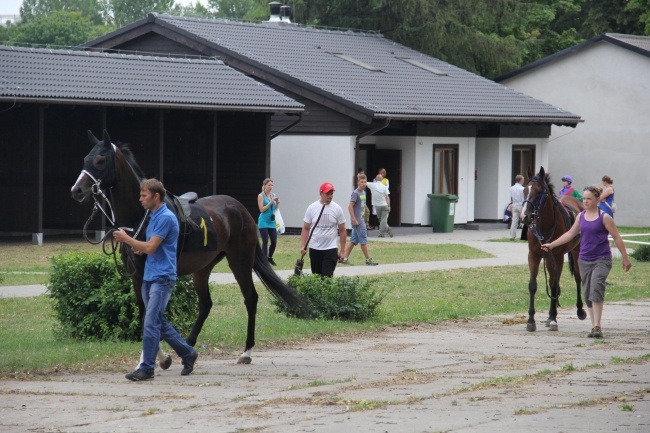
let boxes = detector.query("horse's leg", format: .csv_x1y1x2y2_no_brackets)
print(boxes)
227,257,259,365
545,253,563,331
186,267,214,347
527,253,540,332
572,250,587,320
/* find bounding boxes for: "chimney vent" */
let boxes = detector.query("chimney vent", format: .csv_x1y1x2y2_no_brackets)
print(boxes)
280,5,291,23
267,2,282,22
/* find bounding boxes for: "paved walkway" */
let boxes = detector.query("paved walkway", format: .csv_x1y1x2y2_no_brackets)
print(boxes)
0,225,529,297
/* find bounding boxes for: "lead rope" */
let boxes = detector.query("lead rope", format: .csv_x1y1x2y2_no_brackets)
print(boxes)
81,170,149,278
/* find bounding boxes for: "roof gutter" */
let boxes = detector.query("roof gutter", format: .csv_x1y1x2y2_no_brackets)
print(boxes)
374,113,583,127
355,118,391,181
270,112,303,139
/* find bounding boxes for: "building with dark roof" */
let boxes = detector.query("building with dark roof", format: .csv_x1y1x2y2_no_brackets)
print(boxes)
84,13,582,230
0,45,302,243
496,33,649,226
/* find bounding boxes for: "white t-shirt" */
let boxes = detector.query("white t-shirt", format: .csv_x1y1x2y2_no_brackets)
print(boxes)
365,181,390,207
303,200,346,250
510,183,525,206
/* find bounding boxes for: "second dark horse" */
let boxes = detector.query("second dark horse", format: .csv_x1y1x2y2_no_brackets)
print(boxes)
71,130,310,364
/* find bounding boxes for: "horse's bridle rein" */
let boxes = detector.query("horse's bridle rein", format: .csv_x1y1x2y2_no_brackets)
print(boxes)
80,148,149,278
523,176,562,303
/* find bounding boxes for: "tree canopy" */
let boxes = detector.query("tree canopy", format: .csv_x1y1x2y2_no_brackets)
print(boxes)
1,0,649,78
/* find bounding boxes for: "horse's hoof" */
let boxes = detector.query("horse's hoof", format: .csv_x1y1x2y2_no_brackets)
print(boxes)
526,323,536,332
237,356,252,365
548,322,558,331
545,319,551,327
577,310,587,321
159,355,172,370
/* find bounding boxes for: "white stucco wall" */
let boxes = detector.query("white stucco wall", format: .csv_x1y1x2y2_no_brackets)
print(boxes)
372,135,474,225
270,135,355,229
501,41,650,226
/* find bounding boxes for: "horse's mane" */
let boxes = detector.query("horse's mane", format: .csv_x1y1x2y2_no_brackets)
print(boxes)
115,142,146,180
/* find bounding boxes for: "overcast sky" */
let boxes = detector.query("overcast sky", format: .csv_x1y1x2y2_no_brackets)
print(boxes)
2,0,201,16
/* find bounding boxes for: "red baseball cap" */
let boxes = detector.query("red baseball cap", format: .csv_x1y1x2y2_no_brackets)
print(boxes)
319,182,335,193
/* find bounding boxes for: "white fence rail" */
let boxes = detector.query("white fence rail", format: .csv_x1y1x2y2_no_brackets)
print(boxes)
609,233,650,246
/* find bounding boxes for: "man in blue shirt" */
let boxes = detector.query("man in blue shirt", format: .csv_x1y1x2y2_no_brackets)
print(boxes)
114,178,198,381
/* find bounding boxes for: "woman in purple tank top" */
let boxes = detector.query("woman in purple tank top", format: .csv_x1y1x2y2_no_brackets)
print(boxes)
541,186,631,339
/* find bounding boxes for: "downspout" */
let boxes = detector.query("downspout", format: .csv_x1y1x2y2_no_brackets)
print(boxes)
270,112,303,139
355,118,391,177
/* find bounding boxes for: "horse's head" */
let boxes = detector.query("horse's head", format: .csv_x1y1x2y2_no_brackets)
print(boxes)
522,166,554,226
71,130,119,203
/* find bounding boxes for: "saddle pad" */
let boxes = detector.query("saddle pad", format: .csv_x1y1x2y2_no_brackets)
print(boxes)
166,194,218,253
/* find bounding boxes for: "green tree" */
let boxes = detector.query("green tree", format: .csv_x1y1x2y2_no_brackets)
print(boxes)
208,0,256,19
10,10,99,48
20,0,105,24
110,0,174,27
627,0,650,35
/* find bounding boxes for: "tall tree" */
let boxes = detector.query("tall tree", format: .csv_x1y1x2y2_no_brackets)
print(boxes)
10,10,100,48
20,0,105,25
110,0,174,27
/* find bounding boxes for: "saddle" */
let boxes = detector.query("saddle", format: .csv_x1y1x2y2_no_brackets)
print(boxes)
166,192,218,253
557,200,578,235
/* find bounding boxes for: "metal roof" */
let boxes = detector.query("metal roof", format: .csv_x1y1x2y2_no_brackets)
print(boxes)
131,14,579,125
0,45,303,112
495,33,650,83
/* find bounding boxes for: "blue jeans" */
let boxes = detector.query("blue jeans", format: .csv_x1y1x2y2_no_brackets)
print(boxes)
140,276,194,373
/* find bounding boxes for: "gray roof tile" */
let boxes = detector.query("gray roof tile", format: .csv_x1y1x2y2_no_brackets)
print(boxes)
0,45,303,111
152,14,579,124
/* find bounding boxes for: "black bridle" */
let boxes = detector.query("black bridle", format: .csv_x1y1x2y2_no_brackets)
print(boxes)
523,176,559,243
80,152,149,278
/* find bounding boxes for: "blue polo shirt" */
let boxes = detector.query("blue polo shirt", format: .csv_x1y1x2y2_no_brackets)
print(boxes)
143,203,179,281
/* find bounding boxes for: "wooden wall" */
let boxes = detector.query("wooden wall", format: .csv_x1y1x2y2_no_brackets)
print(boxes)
0,103,269,235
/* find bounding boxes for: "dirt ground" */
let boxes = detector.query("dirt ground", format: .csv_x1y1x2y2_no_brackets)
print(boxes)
2,300,649,433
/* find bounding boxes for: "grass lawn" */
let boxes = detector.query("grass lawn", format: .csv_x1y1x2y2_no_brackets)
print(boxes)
1,258,648,377
0,235,489,286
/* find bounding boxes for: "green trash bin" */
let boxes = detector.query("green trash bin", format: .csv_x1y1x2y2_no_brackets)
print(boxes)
427,194,458,232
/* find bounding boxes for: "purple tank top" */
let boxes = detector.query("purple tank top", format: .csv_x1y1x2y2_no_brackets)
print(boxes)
579,211,611,261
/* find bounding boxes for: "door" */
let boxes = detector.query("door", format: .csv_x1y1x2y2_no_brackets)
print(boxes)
512,145,535,181
369,149,401,227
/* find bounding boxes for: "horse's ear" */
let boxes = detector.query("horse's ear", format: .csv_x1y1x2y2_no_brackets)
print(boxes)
539,166,546,178
102,130,113,148
87,130,99,145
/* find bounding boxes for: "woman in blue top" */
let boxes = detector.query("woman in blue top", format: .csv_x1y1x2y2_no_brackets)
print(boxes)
541,185,631,339
598,175,615,217
258,178,280,265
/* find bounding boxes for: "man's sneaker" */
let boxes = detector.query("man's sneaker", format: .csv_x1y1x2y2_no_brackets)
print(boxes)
125,369,154,381
378,234,385,238
341,258,351,265
366,258,378,266
388,227,394,238
268,257,277,266
181,350,198,376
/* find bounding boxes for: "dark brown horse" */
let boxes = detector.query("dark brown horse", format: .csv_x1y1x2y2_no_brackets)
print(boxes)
521,167,586,332
71,130,310,364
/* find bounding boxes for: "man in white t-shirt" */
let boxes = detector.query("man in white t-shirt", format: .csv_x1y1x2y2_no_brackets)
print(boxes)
365,174,392,237
300,182,347,277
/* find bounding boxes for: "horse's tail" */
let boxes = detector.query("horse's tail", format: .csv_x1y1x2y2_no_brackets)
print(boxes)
253,243,313,319
568,248,575,277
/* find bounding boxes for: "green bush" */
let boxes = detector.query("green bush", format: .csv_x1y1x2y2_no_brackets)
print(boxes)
47,253,198,341
630,245,650,262
274,274,388,322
